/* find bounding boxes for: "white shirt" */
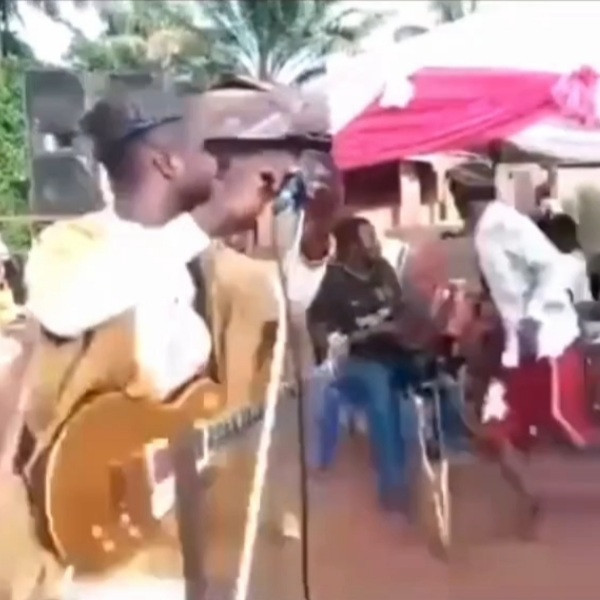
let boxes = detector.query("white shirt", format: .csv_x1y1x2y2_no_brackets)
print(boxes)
26,211,212,398
556,250,592,304
285,237,410,314
474,200,579,368
285,253,329,314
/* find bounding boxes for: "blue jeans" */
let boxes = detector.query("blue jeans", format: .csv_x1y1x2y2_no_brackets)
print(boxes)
306,357,421,505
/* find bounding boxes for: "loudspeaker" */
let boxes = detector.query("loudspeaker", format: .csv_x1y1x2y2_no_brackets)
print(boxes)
30,150,102,216
24,69,184,218
25,69,100,216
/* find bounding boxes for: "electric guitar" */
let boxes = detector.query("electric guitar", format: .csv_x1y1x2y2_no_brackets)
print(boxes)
28,377,264,574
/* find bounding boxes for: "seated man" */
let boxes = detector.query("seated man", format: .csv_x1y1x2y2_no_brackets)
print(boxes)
307,216,424,508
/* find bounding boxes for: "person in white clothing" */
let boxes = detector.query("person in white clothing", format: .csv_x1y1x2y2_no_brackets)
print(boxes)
25,100,287,399
449,162,596,536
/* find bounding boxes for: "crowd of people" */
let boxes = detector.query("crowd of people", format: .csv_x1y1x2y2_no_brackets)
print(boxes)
0,91,598,598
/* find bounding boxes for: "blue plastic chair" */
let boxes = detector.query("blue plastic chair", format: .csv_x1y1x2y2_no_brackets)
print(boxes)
311,365,470,508
316,375,372,469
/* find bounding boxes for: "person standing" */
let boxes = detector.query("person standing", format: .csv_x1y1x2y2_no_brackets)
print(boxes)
0,96,287,600
448,161,596,535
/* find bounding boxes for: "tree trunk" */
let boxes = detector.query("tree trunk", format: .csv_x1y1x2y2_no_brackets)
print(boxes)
1,0,9,58
257,52,269,81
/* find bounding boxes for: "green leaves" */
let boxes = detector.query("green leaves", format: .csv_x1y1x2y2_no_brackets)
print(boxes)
429,0,479,24
67,0,385,85
199,0,385,84
66,0,210,82
0,60,31,251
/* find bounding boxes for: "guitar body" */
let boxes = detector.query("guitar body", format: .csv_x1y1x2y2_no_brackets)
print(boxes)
30,378,223,574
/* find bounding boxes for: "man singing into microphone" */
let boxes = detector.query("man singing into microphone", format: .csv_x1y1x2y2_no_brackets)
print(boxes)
0,96,289,600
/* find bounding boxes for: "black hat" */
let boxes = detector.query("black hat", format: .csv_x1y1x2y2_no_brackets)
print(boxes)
447,161,496,201
80,90,183,145
447,161,494,187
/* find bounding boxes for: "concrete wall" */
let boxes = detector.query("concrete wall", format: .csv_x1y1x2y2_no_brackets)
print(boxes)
344,158,464,239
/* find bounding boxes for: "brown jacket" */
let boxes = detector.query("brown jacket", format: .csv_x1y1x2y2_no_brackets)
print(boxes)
0,229,282,598
21,235,281,457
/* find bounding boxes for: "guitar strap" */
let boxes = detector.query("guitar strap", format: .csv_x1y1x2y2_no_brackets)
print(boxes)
21,248,219,478
187,255,219,382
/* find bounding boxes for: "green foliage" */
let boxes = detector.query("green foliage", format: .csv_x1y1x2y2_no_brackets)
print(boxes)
0,59,30,251
66,0,384,85
200,0,386,83
68,35,149,71
66,0,210,85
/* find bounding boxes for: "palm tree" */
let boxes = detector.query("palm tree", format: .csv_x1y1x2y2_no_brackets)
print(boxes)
198,0,386,84
1,0,90,57
67,1,209,80
393,25,429,43
429,0,479,23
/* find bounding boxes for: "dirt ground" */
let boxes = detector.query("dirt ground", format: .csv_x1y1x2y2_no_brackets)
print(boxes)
1,369,599,600
189,395,600,600
245,440,600,600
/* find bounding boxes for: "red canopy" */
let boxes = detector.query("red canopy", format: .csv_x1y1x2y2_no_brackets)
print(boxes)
332,68,572,169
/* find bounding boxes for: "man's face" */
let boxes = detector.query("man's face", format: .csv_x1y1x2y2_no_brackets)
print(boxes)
306,180,343,231
147,123,218,214
174,146,218,212
357,223,381,263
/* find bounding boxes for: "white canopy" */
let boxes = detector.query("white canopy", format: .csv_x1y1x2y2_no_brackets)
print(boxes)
324,3,600,162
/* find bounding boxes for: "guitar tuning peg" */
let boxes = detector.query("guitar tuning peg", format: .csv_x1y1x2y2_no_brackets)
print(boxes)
127,525,142,539
101,539,115,553
119,513,131,526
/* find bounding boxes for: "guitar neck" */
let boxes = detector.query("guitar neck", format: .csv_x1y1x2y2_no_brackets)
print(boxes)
204,402,265,455
148,402,266,520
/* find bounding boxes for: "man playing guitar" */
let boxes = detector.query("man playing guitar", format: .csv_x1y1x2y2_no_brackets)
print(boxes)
0,96,292,600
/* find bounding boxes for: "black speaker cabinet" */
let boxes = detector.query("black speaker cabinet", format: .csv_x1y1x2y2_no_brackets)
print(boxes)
24,69,184,217
30,150,103,216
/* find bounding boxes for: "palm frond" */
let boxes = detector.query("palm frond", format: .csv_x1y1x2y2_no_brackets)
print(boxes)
293,63,326,86
429,0,479,23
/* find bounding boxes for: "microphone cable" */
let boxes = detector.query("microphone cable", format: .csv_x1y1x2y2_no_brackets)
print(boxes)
272,173,313,600
233,172,313,600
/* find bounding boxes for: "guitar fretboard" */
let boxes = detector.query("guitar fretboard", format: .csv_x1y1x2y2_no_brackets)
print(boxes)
149,403,265,486
206,403,265,453
147,403,266,519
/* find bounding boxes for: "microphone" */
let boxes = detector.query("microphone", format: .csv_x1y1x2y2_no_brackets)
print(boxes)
271,171,309,268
